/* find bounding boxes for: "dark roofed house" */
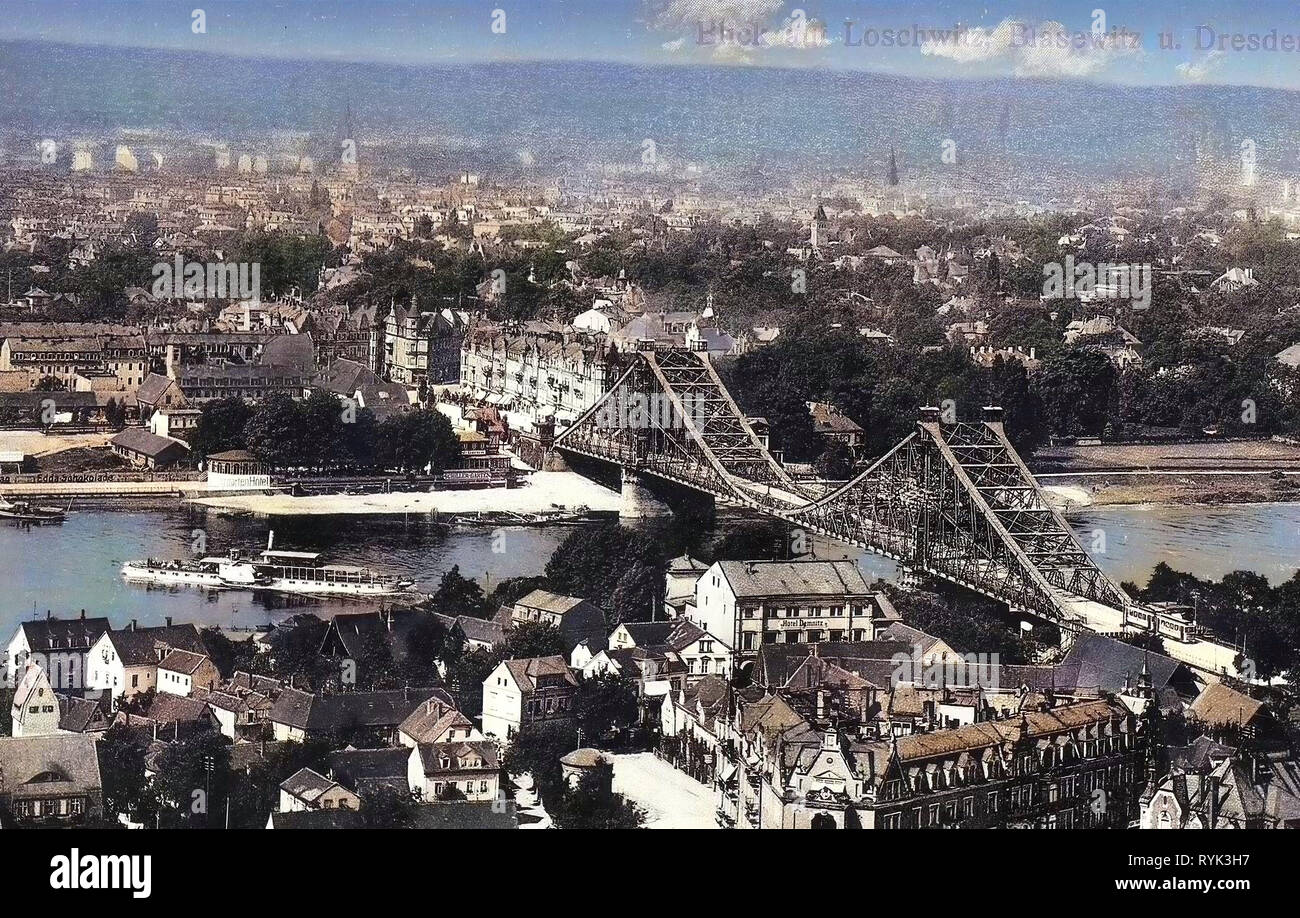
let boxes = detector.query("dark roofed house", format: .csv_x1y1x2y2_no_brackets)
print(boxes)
497,589,609,657
110,427,190,469
135,372,187,417
0,734,102,825
325,747,413,797
269,687,437,744
1057,632,1200,700
319,608,443,667
1188,682,1269,733
56,694,111,734
6,611,111,690
410,740,500,802
279,766,360,812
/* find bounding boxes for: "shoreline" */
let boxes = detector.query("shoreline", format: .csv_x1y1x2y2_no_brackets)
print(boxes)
1040,471,1300,511
187,470,623,517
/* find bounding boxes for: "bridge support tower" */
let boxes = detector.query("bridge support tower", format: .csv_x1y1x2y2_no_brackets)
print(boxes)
619,468,671,519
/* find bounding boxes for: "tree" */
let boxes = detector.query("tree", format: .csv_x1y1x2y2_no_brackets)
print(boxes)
429,565,492,618
243,393,306,468
190,397,252,459
545,523,665,628
1033,348,1118,439
376,408,459,472
361,786,416,828
814,441,853,479
200,626,252,679
97,723,154,825
573,673,639,739
550,762,645,829
152,731,231,828
503,721,579,802
502,620,566,659
104,397,127,431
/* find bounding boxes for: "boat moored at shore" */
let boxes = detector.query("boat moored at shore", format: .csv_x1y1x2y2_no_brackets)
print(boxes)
121,531,414,596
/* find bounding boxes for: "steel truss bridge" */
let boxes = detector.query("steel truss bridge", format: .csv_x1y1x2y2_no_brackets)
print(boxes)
554,348,1132,628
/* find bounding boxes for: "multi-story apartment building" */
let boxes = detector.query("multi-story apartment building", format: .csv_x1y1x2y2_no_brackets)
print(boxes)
460,325,619,423
382,301,468,386
733,695,1144,829
690,560,900,662
0,323,146,392
175,363,314,402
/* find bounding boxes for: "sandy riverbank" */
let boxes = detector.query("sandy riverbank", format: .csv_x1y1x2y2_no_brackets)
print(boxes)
1041,471,1300,510
189,470,623,516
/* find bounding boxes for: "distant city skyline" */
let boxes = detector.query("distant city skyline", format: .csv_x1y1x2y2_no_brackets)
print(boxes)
4,0,1300,90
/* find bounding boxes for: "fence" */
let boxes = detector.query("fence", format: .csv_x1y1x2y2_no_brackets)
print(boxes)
0,470,207,485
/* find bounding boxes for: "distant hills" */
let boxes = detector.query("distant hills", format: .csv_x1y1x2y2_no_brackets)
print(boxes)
2,39,1296,196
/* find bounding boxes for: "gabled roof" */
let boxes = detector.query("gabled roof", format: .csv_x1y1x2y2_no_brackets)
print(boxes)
414,740,499,775
105,623,206,667
158,647,210,675
280,767,341,804
1058,632,1197,697
324,747,411,796
16,615,110,653
502,656,578,694
136,372,179,404
398,692,471,744
1188,682,1266,728
715,560,872,599
0,734,101,798
268,688,433,732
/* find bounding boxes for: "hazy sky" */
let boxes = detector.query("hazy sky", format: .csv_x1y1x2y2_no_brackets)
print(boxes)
4,0,1300,89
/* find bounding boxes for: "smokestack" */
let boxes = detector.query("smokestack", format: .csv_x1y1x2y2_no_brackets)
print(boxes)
165,617,172,627
80,609,86,620
130,619,137,632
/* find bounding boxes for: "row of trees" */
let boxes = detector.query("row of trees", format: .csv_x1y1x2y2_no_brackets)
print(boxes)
188,392,460,472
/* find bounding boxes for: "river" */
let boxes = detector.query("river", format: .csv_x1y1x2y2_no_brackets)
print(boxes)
1,502,1297,640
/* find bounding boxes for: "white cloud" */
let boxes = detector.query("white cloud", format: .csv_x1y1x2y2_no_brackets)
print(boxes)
920,18,1141,79
1176,51,1226,83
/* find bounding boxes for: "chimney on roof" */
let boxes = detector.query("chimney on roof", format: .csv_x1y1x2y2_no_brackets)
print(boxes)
80,609,86,620
46,610,51,620
165,616,172,627
130,620,137,632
